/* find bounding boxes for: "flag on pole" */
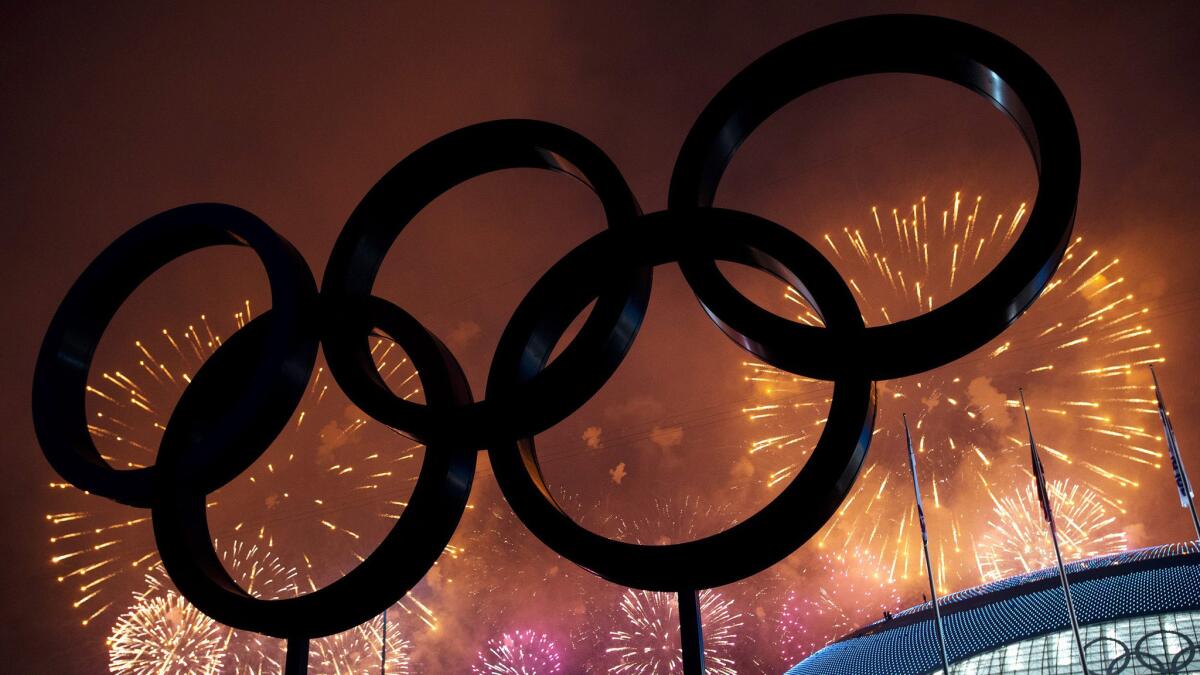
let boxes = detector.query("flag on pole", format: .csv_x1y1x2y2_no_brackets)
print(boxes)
1021,389,1057,528
1165,426,1195,509
1152,365,1195,508
1150,365,1200,542
1029,428,1054,524
1019,388,1091,674
905,420,930,545
1020,389,1054,523
903,414,952,675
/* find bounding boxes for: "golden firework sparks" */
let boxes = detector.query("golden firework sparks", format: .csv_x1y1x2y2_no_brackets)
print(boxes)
742,191,1158,598
47,303,437,633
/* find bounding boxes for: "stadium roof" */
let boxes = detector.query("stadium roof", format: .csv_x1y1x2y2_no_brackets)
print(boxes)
786,542,1200,674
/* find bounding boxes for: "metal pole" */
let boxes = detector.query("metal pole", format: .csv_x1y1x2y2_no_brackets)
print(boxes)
285,637,308,675
1150,365,1200,541
380,608,388,675
1046,517,1088,673
679,589,705,675
903,414,952,675
1021,389,1089,674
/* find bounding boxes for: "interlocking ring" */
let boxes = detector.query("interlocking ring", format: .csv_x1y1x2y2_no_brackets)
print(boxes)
32,203,320,508
487,208,874,590
31,12,1079,667
153,296,476,637
672,13,1079,380
1085,630,1199,674
320,119,648,449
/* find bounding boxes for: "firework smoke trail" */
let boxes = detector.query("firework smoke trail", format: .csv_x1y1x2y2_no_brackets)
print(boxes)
742,191,1159,598
606,589,742,674
976,477,1127,581
46,303,437,631
107,591,227,674
472,629,563,674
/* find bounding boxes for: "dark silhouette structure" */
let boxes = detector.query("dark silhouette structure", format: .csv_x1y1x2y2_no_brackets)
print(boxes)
31,14,1079,673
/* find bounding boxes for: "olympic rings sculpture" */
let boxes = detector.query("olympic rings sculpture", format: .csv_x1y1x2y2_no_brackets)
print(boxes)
32,14,1079,673
1085,630,1199,674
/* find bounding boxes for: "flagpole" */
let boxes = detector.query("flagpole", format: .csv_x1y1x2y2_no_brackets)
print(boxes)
1020,389,1090,674
380,607,388,675
1150,365,1200,542
903,414,952,675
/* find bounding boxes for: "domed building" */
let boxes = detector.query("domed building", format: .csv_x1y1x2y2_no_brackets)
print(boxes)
787,543,1200,674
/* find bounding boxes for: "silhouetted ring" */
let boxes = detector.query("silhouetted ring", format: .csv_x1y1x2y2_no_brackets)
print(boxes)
29,13,1080,659
670,13,1080,380
321,119,648,449
32,203,319,507
152,295,476,638
487,208,876,590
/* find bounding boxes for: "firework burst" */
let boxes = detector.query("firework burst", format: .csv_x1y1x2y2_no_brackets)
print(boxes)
606,589,742,674
771,559,902,663
742,191,1156,596
602,499,745,672
309,613,413,675
975,477,1128,581
133,539,302,674
472,629,563,674
106,591,226,674
134,538,416,673
429,484,614,670
141,538,302,601
610,496,733,546
46,302,438,632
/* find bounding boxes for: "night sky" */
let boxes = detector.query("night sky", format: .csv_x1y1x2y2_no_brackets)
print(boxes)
3,2,1200,672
